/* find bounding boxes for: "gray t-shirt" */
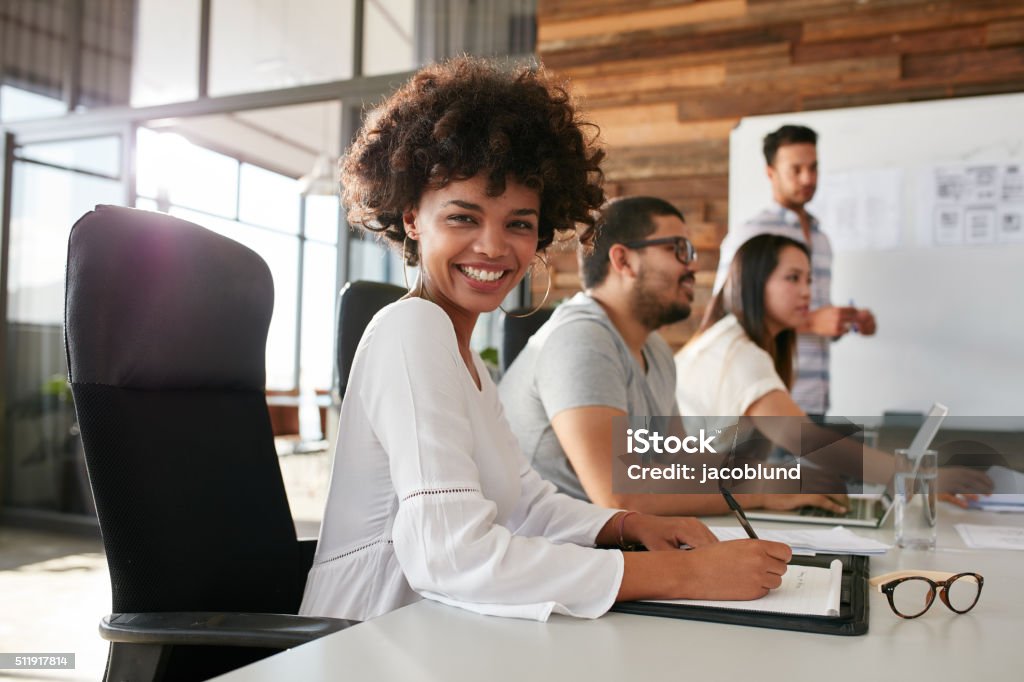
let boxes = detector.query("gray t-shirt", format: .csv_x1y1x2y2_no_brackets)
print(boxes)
498,292,679,501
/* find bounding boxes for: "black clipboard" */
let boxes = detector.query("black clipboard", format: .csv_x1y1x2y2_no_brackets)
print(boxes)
611,554,869,636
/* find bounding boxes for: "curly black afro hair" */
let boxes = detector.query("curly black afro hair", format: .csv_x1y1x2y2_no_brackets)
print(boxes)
341,56,605,265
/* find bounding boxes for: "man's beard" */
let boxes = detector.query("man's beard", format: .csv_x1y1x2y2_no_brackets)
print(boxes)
630,267,692,330
789,185,815,206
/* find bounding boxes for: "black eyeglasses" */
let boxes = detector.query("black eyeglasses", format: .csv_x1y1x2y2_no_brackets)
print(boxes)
870,570,984,619
620,237,697,265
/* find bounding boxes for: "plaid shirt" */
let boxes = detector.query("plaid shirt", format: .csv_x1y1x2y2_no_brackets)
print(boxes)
713,203,833,414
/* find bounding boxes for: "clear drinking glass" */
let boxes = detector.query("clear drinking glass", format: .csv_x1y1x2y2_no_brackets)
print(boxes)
894,448,938,550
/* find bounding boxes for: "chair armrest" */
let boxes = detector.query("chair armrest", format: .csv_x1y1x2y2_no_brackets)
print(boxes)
298,537,318,575
100,612,358,649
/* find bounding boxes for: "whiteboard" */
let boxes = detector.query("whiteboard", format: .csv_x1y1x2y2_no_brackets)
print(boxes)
728,93,1024,418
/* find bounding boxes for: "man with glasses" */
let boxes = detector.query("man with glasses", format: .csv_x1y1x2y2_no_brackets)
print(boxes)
499,196,832,516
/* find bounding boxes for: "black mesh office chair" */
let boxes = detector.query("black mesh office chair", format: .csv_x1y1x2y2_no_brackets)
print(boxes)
65,205,356,682
335,280,406,400
500,307,554,372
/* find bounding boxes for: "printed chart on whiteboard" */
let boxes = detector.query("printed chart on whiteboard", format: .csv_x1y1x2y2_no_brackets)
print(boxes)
805,168,903,253
916,162,1024,247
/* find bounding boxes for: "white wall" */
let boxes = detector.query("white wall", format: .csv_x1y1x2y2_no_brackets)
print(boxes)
728,93,1024,418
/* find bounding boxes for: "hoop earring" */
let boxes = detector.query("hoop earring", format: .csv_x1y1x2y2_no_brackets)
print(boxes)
501,255,552,318
402,235,416,292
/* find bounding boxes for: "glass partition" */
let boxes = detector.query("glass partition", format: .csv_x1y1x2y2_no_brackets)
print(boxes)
4,135,124,514
0,85,66,122
301,240,339,390
17,135,122,178
135,105,342,392
240,164,301,234
209,0,355,96
131,0,201,106
363,0,416,76
136,129,240,218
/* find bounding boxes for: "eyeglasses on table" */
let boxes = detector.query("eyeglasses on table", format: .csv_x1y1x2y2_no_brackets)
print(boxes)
869,570,984,619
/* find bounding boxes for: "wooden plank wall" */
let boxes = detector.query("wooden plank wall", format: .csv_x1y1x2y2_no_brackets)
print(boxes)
535,0,1024,349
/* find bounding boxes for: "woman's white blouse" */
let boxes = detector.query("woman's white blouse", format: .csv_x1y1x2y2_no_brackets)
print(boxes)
674,314,787,418
299,298,623,622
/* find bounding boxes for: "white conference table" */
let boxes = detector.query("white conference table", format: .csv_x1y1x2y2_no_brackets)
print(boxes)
213,506,1024,681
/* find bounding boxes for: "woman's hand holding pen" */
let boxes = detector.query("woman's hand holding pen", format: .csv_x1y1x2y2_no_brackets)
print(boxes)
615,539,793,602
612,497,793,603
674,540,794,600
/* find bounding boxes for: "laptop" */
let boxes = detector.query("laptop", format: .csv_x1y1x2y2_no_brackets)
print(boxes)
744,403,949,527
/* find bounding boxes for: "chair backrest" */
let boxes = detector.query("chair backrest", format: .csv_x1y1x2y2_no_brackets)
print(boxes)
65,205,305,616
501,307,554,372
335,280,405,399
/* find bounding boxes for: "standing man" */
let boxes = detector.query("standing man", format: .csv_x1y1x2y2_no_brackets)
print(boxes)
499,196,843,516
715,125,876,416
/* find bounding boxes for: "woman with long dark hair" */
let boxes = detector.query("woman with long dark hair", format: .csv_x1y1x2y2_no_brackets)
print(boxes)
676,234,810,420
676,234,990,504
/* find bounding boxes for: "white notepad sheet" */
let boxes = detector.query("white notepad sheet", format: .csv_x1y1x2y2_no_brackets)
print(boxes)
955,524,1024,550
710,526,889,555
